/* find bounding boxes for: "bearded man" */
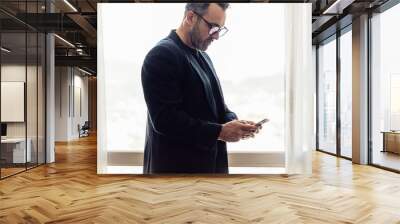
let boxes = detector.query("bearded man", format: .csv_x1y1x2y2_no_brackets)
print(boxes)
141,3,260,174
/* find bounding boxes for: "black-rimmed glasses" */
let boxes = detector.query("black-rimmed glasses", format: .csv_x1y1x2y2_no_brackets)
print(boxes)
193,11,228,38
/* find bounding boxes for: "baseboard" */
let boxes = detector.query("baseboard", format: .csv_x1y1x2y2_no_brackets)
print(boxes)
107,151,285,167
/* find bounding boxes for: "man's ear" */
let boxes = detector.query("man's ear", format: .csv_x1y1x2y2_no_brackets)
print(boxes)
185,11,197,27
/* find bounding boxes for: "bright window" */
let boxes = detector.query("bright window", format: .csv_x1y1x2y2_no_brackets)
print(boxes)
100,3,285,154
340,30,352,158
318,38,337,154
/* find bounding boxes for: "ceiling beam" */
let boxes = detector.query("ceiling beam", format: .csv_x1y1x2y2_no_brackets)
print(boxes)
55,55,96,70
67,13,97,39
322,0,356,14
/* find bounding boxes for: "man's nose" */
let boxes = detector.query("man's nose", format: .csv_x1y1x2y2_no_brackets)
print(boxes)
211,32,219,40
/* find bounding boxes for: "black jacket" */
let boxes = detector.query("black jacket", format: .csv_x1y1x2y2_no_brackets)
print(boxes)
141,30,237,174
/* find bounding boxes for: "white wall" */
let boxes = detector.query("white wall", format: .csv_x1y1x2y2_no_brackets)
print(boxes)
55,66,69,141
55,67,89,141
72,72,89,138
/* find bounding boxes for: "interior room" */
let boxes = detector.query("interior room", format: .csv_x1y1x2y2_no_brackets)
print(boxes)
0,1,400,223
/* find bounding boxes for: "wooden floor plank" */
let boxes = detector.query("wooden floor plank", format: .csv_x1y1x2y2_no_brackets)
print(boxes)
0,134,400,223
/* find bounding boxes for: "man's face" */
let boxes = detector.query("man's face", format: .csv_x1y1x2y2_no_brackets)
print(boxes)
189,4,226,51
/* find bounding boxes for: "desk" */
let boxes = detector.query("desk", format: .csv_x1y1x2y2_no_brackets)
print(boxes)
1,138,31,163
381,131,400,154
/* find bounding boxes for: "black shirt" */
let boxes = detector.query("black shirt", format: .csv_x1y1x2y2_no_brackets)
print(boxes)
193,51,225,122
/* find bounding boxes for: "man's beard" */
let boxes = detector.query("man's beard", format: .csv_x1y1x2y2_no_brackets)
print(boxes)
189,23,211,51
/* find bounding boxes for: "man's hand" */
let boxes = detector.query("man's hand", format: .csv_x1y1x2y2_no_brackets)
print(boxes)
238,120,263,139
218,120,258,142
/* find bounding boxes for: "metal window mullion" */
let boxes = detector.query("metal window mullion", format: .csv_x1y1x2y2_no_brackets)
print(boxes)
25,0,28,171
44,0,47,164
72,68,75,118
337,31,341,157
36,0,39,167
367,11,373,165
316,45,320,150
68,69,71,118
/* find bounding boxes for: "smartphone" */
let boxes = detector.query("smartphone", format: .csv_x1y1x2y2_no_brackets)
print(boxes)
255,118,269,127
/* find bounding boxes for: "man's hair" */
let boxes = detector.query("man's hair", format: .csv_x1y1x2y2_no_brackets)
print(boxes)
185,3,230,16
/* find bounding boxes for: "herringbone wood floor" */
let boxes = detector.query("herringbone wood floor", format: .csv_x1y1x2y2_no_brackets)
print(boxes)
1,134,400,224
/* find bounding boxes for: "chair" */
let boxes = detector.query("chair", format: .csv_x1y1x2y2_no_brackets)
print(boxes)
79,121,90,138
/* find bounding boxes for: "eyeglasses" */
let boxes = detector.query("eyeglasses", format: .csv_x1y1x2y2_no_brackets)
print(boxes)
193,11,228,38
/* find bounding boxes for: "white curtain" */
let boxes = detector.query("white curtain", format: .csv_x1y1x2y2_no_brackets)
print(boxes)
97,4,108,174
284,4,313,175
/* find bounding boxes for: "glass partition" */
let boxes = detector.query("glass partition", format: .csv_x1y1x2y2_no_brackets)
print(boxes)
27,30,38,169
38,32,45,165
1,31,28,178
0,1,46,179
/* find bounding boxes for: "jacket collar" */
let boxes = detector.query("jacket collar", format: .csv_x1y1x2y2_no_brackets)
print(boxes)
168,30,200,56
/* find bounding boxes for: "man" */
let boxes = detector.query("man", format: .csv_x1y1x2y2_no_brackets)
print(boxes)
141,3,260,174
